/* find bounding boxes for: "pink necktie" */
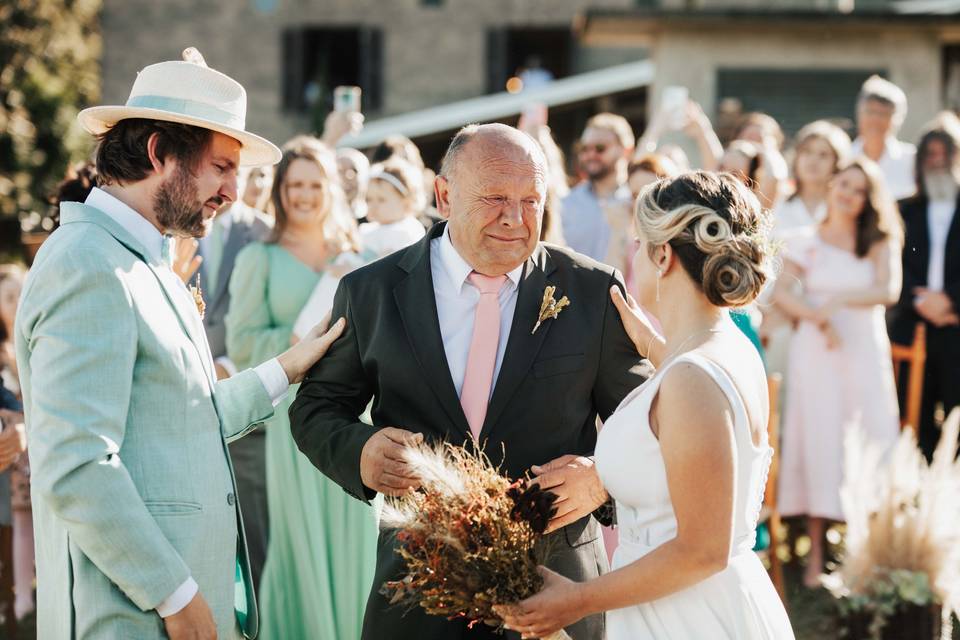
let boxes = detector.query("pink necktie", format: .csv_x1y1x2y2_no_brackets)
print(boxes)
460,272,507,441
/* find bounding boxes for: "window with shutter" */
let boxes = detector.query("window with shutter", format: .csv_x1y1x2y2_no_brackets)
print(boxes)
716,68,886,138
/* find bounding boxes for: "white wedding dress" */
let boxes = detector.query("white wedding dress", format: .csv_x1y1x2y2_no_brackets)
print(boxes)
595,352,795,639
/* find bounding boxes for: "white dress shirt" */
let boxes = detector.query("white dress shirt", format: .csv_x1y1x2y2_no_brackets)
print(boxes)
430,226,524,398
851,136,917,201
927,198,956,292
85,188,289,617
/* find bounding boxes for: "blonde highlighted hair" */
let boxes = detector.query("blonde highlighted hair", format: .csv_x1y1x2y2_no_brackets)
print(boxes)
634,171,773,308
269,136,359,253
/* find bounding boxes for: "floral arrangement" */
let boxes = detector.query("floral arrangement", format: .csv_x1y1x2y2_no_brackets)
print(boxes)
379,441,568,639
823,410,960,640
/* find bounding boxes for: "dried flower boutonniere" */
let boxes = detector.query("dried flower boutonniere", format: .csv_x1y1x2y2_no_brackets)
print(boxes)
532,285,570,335
189,273,206,319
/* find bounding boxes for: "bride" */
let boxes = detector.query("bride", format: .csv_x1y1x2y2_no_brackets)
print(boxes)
499,171,794,639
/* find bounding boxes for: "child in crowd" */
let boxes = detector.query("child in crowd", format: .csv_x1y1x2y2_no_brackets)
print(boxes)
360,158,427,258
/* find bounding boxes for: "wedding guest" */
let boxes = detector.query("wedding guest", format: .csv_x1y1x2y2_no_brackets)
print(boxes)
774,158,902,587
561,113,635,261
370,134,440,227
730,112,789,207
762,121,852,377
888,113,960,460
16,49,344,639
361,158,427,258
337,147,371,221
852,75,916,200
0,265,32,621
226,137,377,640
773,120,851,238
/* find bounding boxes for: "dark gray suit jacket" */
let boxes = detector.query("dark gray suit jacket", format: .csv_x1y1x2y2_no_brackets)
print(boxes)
195,203,272,359
290,222,650,639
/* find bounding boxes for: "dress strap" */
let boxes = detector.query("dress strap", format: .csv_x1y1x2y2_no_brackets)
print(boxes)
656,351,766,450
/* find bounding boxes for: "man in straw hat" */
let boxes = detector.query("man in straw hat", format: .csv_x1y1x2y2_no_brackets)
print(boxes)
15,48,345,639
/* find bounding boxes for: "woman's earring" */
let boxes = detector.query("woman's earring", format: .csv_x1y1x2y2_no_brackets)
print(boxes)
656,268,662,302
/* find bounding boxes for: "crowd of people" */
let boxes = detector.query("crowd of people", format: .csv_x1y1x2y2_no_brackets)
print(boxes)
1,55,958,639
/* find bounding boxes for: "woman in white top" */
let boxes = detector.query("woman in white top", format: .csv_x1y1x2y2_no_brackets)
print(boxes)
499,172,794,639
763,121,852,375
773,120,851,238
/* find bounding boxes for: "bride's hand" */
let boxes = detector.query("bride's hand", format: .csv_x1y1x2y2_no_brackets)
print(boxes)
610,285,665,365
495,567,588,639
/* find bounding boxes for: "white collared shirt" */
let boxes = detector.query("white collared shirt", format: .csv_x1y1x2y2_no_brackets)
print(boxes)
84,187,289,617
927,198,956,292
851,136,917,200
430,226,524,398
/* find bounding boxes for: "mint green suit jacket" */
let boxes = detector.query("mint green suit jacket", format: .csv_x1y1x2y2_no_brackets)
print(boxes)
15,203,274,639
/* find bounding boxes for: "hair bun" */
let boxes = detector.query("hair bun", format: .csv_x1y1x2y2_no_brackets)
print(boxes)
701,238,767,308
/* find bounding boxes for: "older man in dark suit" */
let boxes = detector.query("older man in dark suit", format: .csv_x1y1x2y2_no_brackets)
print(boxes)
290,123,650,639
889,112,960,459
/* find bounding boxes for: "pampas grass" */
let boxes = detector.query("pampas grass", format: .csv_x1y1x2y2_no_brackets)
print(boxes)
823,409,960,639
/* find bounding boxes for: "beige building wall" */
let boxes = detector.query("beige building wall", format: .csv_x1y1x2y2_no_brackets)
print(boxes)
647,22,942,143
99,0,638,146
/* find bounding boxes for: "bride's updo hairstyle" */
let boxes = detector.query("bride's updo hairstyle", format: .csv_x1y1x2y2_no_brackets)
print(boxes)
634,171,773,308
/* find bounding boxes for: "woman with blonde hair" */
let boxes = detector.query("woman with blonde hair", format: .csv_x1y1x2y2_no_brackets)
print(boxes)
500,172,794,639
226,137,376,639
774,157,902,588
774,120,851,237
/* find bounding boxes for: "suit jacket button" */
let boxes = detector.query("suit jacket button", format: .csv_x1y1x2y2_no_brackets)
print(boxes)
227,492,236,506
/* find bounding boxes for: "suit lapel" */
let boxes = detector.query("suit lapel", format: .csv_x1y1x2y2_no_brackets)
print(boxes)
145,262,217,387
944,195,960,279
393,226,472,439
480,245,558,439
61,204,217,387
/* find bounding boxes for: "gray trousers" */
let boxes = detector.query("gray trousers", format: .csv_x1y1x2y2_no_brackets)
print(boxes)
228,430,268,595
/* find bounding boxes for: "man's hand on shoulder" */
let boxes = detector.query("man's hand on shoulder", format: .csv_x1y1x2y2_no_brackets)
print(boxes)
531,454,609,534
278,315,346,384
360,427,424,497
163,592,217,640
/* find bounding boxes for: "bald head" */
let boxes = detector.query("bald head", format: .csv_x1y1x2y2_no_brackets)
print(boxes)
440,123,547,182
434,123,548,276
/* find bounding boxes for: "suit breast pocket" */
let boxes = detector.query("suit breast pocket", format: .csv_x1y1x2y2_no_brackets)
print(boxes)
532,354,585,379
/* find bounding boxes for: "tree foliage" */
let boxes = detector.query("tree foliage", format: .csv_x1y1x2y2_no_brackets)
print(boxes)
0,0,101,226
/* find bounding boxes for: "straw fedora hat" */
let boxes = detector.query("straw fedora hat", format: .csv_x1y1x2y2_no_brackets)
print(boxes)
78,48,281,166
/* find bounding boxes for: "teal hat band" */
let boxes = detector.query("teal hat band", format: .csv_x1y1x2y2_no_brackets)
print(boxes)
126,95,244,130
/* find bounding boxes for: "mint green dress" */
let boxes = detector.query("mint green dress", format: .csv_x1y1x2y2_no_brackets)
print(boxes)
226,242,379,639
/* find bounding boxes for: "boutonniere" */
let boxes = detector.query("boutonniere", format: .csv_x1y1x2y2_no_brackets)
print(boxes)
189,273,206,320
532,285,570,335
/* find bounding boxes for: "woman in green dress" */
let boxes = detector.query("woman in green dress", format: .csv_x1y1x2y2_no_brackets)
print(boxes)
227,137,378,639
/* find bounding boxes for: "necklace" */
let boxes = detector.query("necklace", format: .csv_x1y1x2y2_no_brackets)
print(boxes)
657,327,723,371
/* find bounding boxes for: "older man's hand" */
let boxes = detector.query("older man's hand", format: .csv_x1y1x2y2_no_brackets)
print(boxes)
531,455,608,534
360,428,423,497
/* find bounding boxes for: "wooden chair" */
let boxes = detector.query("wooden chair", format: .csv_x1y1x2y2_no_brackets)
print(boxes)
760,373,786,602
891,323,927,431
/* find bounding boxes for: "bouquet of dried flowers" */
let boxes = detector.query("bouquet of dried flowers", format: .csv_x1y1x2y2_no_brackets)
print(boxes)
823,409,960,640
380,441,568,639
